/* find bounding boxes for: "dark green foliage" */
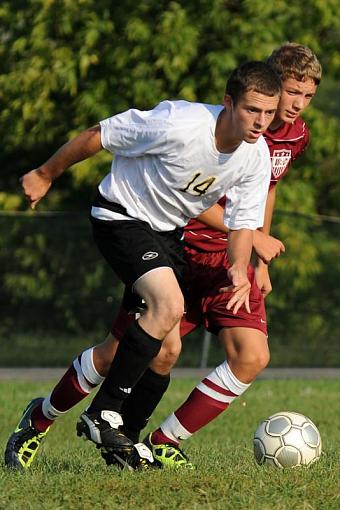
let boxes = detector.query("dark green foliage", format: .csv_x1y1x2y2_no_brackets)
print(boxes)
0,214,123,336
0,1,340,366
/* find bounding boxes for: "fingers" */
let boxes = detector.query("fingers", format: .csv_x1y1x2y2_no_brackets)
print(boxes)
255,234,286,264
19,169,50,209
260,246,284,264
279,241,285,253
219,285,233,293
219,285,250,313
225,282,251,315
226,292,250,315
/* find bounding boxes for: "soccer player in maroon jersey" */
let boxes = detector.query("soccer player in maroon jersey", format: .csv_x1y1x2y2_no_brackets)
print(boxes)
5,43,321,471
141,43,321,468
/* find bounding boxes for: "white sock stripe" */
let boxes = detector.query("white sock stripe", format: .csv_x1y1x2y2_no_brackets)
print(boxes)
73,357,93,394
42,395,67,420
160,413,192,442
81,348,105,385
196,382,235,404
213,361,251,396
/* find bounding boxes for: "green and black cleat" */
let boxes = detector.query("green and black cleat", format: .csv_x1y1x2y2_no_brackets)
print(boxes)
143,433,195,469
5,397,50,470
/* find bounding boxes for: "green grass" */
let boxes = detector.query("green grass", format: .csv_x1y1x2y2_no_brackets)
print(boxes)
1,379,340,509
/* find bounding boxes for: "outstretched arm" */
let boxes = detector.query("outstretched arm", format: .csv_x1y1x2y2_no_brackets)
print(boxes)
20,125,102,209
197,202,284,264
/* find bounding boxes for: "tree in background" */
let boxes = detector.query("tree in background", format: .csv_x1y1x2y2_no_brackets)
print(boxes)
0,0,339,363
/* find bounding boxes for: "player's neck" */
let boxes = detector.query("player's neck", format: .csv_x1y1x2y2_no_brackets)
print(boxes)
268,117,285,131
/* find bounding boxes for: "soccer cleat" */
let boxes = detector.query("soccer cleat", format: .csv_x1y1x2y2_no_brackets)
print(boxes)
143,433,195,469
4,397,50,470
101,442,160,471
76,409,134,454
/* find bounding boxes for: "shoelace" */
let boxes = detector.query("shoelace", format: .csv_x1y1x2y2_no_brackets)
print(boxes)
12,427,41,448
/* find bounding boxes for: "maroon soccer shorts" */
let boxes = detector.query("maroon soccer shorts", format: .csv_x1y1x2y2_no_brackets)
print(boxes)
180,247,267,337
111,246,267,341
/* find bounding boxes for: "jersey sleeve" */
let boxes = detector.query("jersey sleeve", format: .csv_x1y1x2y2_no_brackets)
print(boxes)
223,144,271,230
292,122,310,162
99,101,176,157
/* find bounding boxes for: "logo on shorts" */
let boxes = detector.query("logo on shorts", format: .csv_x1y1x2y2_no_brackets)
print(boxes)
119,387,132,394
142,251,159,260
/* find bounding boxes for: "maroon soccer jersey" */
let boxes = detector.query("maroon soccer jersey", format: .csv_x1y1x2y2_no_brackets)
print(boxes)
264,116,310,187
184,117,310,252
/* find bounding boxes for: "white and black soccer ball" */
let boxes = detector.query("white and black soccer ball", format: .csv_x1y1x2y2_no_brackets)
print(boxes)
253,411,322,468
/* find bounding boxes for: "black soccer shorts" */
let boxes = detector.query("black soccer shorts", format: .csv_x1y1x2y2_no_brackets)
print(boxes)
90,216,187,293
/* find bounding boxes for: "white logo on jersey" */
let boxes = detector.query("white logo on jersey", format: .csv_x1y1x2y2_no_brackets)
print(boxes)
142,251,159,260
271,150,291,178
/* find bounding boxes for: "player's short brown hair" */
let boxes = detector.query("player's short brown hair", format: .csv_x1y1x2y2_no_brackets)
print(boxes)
267,43,322,85
225,61,282,105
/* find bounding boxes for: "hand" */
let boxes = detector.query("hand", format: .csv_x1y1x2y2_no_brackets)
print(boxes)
20,168,52,209
255,264,272,298
219,264,251,314
253,230,285,264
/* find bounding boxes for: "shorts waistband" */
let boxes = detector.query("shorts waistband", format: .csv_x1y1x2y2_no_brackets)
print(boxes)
92,192,130,217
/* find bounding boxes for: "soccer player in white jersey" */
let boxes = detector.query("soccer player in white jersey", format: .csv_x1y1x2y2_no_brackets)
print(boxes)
8,61,280,468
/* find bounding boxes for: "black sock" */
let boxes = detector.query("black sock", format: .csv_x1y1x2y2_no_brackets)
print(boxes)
120,368,171,443
89,321,162,413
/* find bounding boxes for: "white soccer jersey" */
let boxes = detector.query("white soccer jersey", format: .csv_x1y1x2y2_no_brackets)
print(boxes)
91,100,271,231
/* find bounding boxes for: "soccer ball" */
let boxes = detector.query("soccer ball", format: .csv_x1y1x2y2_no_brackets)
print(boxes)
253,411,322,468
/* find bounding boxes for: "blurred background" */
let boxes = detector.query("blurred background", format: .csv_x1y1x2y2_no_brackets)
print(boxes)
0,0,339,368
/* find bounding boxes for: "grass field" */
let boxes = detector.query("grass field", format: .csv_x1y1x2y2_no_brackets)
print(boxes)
1,378,340,510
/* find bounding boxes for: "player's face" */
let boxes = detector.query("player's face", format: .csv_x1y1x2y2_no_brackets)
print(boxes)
227,91,279,144
275,77,317,124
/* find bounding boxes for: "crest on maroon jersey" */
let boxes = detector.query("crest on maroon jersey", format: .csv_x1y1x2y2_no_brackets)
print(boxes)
271,149,292,178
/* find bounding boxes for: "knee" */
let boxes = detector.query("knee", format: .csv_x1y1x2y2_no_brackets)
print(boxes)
252,348,270,374
150,341,182,374
153,294,185,332
246,346,270,378
229,346,270,383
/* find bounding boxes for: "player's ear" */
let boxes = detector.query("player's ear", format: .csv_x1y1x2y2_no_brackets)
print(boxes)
223,94,233,110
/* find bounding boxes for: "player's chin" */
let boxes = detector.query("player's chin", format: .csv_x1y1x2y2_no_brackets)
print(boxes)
244,131,263,143
282,112,299,124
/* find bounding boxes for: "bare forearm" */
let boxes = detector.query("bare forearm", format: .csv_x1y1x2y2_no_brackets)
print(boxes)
255,185,282,266
197,204,228,233
20,124,103,209
259,185,277,235
39,125,102,181
227,229,253,268
222,229,253,314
